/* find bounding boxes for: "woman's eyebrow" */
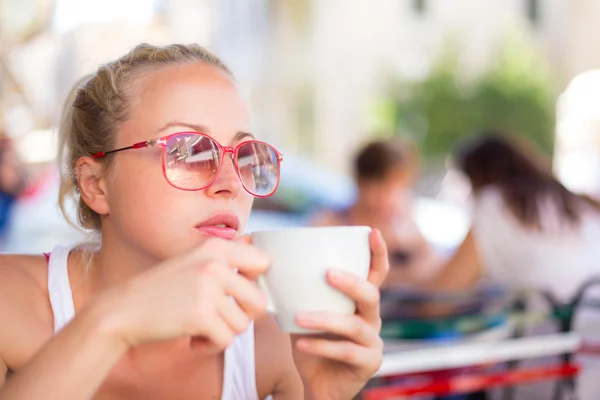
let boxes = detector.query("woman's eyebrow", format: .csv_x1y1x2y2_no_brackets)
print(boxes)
156,121,255,143
234,131,255,142
156,121,210,134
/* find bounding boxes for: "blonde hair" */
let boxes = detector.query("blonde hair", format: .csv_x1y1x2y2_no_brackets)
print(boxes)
58,43,232,231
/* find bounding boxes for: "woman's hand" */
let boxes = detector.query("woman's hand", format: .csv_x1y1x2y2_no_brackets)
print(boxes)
291,229,389,400
96,238,270,352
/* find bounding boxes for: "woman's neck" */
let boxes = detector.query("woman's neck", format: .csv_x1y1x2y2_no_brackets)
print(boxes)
89,233,162,290
63,235,159,313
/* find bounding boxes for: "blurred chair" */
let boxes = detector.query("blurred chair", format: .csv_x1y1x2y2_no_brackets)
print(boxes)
364,279,600,400
507,277,600,400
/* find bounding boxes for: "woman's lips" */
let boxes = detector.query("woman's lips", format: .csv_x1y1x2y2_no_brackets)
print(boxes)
196,225,237,240
195,213,240,240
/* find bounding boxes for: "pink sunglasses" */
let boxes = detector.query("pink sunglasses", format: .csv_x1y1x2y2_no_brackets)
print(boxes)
92,131,283,198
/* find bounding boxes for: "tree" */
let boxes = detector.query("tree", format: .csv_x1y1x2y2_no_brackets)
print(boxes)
377,36,555,159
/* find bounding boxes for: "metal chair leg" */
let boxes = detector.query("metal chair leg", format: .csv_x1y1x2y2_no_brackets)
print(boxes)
502,296,528,400
552,380,563,400
502,360,519,400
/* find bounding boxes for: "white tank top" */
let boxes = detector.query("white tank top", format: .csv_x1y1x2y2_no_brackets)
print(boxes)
472,187,600,340
472,187,600,301
47,244,267,400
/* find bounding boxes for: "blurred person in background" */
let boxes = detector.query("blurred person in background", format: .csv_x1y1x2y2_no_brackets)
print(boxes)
420,131,600,400
429,131,600,335
312,138,443,289
0,131,26,241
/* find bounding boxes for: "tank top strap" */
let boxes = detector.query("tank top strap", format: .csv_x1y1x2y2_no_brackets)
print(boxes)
47,244,77,333
221,320,265,400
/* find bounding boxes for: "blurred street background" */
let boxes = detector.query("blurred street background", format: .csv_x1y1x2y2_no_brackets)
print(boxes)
3,0,600,254
4,3,600,398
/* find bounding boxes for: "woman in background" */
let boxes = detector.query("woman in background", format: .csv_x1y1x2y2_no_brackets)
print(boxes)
431,131,600,303
424,131,600,400
313,138,442,289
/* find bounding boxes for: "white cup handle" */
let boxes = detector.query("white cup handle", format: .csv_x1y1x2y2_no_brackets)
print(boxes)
257,275,277,314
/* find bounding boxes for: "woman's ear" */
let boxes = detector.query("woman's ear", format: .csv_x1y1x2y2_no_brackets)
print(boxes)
75,156,110,216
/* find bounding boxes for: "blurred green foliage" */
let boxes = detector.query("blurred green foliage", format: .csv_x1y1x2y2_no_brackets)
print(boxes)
376,38,556,158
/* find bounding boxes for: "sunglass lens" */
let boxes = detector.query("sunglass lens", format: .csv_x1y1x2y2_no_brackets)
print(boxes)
237,141,280,197
165,133,220,190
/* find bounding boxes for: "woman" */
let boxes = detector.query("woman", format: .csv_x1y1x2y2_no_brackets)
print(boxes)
0,43,388,399
425,132,600,400
313,138,442,289
432,131,600,302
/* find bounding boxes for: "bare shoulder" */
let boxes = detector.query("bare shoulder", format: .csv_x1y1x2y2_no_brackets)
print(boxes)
0,254,53,369
254,313,303,399
0,253,49,291
0,254,50,308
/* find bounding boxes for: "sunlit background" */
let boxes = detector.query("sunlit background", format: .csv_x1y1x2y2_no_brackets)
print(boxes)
2,0,600,253
6,2,600,399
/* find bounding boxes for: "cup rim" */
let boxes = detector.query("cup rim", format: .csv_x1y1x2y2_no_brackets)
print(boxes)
250,225,372,236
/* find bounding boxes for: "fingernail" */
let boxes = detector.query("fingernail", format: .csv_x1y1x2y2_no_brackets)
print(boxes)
296,339,310,349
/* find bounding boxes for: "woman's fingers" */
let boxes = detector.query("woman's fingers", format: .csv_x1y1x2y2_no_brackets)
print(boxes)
218,266,268,319
368,229,390,288
295,312,379,347
219,297,252,334
326,269,381,327
295,337,383,369
194,238,270,280
198,312,236,352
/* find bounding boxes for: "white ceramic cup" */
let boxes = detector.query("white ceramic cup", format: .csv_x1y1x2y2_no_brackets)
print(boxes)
251,226,371,333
